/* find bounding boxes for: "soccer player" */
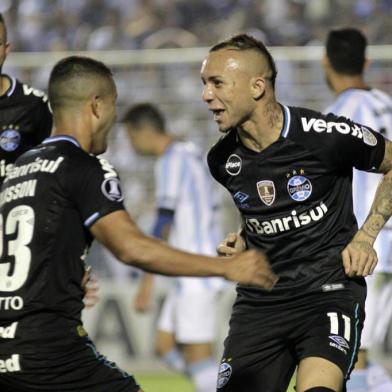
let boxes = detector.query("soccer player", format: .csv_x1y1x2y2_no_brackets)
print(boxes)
200,33,392,392
0,13,52,186
0,55,277,392
323,27,392,392
0,13,99,308
124,103,224,392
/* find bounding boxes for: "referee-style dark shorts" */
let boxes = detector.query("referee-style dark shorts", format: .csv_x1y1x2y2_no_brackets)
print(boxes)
217,290,365,392
0,334,140,392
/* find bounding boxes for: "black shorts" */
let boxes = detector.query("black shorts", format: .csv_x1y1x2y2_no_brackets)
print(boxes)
0,334,140,392
217,290,365,392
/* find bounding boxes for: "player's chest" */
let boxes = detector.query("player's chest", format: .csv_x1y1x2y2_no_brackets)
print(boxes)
222,149,334,213
0,105,37,154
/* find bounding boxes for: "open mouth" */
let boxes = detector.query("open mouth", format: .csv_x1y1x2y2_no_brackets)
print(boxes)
211,109,225,121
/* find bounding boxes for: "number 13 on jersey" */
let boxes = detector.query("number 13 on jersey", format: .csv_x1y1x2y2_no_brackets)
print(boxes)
0,205,34,292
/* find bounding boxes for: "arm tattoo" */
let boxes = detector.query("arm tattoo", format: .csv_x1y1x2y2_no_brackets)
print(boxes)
361,139,392,239
362,176,392,238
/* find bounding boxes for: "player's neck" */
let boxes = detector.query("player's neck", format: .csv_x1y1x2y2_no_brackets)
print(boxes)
52,113,93,153
238,101,283,153
0,74,11,96
333,75,368,95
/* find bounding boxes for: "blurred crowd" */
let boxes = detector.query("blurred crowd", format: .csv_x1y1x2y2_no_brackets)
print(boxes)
0,0,391,52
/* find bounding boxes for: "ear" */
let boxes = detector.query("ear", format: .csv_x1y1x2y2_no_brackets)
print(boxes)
4,42,10,58
90,95,100,119
250,76,266,100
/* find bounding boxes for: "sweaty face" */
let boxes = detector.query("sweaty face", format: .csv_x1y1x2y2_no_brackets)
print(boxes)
200,49,257,133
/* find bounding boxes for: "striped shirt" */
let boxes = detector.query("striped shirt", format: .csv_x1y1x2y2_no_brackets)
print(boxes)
156,141,223,290
325,88,392,272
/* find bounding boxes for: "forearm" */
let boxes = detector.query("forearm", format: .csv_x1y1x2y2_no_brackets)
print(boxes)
125,234,225,277
359,170,392,241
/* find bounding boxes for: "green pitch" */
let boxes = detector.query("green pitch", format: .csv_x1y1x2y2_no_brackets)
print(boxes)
135,372,296,392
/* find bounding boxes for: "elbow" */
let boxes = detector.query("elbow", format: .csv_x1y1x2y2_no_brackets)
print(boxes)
114,236,150,268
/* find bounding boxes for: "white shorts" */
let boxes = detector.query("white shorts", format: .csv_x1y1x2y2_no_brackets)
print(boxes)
157,281,219,344
361,272,392,349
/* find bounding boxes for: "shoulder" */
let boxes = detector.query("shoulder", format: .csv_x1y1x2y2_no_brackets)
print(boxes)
12,78,49,106
207,130,237,161
287,105,356,138
207,130,238,181
370,88,392,104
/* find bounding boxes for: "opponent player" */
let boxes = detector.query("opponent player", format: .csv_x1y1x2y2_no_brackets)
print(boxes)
124,103,223,392
200,33,392,391
323,27,392,392
0,55,277,391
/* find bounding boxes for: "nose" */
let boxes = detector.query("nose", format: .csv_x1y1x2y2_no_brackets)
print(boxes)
202,84,214,103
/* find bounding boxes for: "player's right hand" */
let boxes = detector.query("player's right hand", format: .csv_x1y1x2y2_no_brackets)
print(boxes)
223,249,278,290
217,232,246,256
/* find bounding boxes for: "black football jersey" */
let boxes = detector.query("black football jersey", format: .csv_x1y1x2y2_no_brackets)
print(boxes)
208,105,386,302
0,136,124,349
0,76,53,185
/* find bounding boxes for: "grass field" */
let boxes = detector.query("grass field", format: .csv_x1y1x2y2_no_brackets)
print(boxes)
135,372,296,392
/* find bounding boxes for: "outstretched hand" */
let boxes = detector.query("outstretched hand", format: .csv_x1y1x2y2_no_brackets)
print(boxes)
341,231,378,277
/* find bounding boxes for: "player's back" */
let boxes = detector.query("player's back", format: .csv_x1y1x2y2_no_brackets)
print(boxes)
156,141,222,255
0,136,100,352
325,87,392,271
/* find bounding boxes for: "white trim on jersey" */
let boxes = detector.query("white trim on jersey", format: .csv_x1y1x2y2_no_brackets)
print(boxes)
7,77,17,97
281,105,291,138
42,136,81,148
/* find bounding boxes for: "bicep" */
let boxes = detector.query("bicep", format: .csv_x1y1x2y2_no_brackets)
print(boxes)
377,139,392,173
90,209,144,263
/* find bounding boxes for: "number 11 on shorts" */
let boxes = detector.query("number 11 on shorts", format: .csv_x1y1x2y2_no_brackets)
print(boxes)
327,312,351,341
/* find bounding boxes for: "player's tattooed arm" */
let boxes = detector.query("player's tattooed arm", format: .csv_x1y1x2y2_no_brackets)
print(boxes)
362,138,392,240
342,139,392,277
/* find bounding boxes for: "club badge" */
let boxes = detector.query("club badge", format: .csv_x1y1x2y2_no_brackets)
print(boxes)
257,180,275,206
287,175,312,202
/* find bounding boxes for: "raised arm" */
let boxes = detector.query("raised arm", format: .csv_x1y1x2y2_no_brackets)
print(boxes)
342,139,392,277
90,210,278,289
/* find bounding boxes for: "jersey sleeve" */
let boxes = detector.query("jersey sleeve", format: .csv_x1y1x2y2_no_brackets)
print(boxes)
66,156,125,227
296,110,386,173
329,114,386,171
155,148,184,210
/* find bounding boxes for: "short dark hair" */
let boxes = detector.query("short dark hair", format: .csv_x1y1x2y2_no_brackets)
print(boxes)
0,13,7,42
210,34,277,89
48,56,113,110
122,103,166,133
326,28,367,75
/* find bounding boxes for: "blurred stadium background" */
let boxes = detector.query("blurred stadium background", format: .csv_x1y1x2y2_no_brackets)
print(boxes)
2,0,391,390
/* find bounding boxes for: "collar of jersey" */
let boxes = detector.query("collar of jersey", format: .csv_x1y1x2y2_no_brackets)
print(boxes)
280,104,291,138
0,75,16,97
42,135,81,148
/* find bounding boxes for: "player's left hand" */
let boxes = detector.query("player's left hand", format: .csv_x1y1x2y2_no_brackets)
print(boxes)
82,266,100,308
341,230,378,277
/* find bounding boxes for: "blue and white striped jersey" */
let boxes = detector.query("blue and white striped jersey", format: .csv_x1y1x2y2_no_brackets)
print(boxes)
325,88,392,272
155,141,223,290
